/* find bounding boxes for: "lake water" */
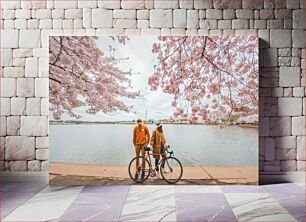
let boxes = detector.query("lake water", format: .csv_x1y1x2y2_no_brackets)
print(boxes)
49,124,258,167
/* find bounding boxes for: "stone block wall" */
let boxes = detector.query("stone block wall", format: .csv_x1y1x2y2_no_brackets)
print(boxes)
0,0,305,172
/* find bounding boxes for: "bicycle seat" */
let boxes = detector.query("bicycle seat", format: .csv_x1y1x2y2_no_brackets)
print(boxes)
144,146,151,151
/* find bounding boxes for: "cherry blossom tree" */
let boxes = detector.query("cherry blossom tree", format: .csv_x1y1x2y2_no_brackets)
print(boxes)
148,36,258,124
49,36,139,120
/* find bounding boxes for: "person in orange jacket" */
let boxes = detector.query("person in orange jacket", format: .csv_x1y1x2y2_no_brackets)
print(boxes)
133,119,150,181
150,121,167,179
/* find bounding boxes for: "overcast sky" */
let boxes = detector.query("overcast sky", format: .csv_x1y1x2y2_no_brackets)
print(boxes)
57,37,175,121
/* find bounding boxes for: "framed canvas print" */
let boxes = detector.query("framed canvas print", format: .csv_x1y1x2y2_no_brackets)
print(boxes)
49,36,259,185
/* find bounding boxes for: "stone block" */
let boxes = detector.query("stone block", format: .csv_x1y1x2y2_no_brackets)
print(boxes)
92,9,113,28
41,161,49,171
82,8,91,28
236,9,254,19
279,48,291,56
259,117,269,136
279,67,300,87
13,49,32,57
263,48,277,67
200,20,217,29
213,0,241,9
35,78,49,97
1,1,20,9
270,117,291,136
19,30,41,48
11,98,26,115
287,0,300,8
15,9,31,19
113,9,136,18
206,9,222,19
264,165,281,172
259,9,274,20
65,9,82,19
265,137,275,160
28,160,41,171
62,19,73,29
35,9,51,19
52,9,64,19
194,0,213,9
235,29,257,36
171,28,186,36
274,9,292,19
113,19,137,28
21,1,47,9
270,30,291,48
0,78,16,97
1,117,7,136
1,98,11,117
26,98,41,116
2,9,16,19
173,9,187,28
284,87,293,97
179,0,193,8
150,9,172,28
293,9,305,29
5,136,35,160
121,0,145,9
1,30,19,48
223,9,235,19
7,116,20,136
36,149,49,160
292,116,305,136
98,0,120,9
25,57,38,78
293,87,305,97
140,28,160,36
242,0,263,9
137,20,149,28
297,136,305,160
292,30,305,48
54,1,77,9
17,78,34,97
137,10,149,19
281,160,297,171
9,161,27,171
20,116,48,136
297,161,305,171
276,149,297,160
232,19,249,29
78,0,97,8
12,58,25,67
272,87,283,97
218,20,232,29
1,49,12,67
187,10,199,29
38,58,49,78
3,67,24,78
36,137,49,148
278,98,303,116
154,0,178,8
275,136,297,149
15,18,27,29
258,29,269,48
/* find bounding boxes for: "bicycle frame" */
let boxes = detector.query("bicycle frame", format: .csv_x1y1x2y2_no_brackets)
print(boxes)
144,148,173,176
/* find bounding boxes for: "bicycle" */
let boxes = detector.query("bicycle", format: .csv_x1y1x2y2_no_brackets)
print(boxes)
128,145,183,184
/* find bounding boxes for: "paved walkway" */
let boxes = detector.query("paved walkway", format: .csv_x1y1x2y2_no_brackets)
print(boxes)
2,182,304,221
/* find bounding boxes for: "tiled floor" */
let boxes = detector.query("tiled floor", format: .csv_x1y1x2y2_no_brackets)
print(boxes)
1,182,305,221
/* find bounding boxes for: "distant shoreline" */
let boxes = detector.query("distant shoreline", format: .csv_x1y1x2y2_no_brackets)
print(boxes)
49,121,258,128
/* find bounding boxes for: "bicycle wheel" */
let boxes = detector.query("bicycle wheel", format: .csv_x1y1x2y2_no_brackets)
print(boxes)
160,157,183,184
128,156,150,183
